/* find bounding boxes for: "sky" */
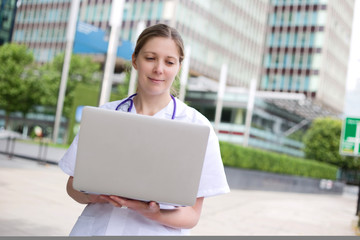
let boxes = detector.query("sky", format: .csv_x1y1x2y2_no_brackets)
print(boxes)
344,0,360,117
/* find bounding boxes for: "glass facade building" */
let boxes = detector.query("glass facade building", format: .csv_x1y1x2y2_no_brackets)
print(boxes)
12,0,70,63
0,0,17,44
12,0,269,86
261,0,355,113
173,0,269,87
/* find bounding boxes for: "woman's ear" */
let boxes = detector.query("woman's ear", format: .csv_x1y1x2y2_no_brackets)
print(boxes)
132,54,137,70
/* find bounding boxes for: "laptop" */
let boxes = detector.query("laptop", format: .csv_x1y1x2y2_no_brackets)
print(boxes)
73,106,210,206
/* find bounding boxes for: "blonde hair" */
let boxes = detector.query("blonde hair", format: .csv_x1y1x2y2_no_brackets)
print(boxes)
133,23,185,64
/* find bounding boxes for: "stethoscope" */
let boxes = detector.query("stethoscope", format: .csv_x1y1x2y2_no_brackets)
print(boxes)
115,93,177,120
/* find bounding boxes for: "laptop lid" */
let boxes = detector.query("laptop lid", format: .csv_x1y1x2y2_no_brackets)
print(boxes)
73,106,210,206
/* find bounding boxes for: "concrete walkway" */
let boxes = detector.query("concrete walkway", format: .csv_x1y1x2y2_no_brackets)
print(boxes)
0,154,358,236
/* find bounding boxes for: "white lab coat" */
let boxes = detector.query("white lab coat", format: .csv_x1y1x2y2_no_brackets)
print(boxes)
59,97,230,236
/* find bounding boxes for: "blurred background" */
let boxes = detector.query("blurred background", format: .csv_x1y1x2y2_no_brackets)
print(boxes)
0,0,360,236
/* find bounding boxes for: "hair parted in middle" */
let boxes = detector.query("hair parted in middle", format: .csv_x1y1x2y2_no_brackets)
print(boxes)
133,23,185,64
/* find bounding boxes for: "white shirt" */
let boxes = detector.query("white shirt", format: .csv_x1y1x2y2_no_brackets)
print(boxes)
59,97,230,236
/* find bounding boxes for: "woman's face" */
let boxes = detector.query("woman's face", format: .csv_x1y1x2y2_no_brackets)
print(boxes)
132,37,181,97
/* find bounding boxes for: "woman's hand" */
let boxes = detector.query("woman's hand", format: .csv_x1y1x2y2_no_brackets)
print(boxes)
67,176,204,229
66,176,108,204
103,195,204,229
102,195,161,219
86,194,109,204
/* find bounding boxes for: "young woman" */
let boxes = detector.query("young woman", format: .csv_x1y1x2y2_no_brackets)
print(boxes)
59,23,230,236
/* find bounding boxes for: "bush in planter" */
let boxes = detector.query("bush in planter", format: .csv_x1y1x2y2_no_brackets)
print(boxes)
219,141,338,180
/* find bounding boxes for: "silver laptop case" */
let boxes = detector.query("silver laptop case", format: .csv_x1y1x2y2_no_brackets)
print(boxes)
73,106,210,206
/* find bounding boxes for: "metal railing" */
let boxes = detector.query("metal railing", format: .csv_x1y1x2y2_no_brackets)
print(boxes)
0,132,59,165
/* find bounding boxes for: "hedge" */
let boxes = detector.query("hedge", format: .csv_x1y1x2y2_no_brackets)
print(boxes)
219,141,338,180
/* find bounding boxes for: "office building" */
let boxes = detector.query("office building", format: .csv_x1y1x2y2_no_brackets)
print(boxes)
0,0,17,44
261,0,355,113
12,0,269,84
11,0,71,63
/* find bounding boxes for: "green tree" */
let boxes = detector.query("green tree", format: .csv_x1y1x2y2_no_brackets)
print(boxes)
0,43,39,129
39,53,102,117
303,117,360,170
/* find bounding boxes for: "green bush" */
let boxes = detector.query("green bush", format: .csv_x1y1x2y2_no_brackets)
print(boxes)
220,141,338,180
303,117,360,171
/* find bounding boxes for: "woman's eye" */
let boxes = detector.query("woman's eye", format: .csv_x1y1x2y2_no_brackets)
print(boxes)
146,57,155,61
167,61,175,65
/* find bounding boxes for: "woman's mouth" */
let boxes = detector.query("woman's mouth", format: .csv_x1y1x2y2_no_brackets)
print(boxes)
148,77,164,83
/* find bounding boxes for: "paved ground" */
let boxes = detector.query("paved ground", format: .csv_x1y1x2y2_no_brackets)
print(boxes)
0,138,358,236
0,155,358,236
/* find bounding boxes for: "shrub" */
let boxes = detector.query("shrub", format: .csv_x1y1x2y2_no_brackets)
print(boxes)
220,141,338,180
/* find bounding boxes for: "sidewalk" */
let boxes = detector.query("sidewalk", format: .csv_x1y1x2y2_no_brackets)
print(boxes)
0,154,358,236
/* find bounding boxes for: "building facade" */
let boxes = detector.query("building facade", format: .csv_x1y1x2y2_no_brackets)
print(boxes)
261,0,355,113
11,0,70,63
11,0,270,85
0,0,17,44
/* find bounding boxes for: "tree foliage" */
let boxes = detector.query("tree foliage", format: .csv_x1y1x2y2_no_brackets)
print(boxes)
0,43,41,128
38,53,102,117
303,117,360,170
0,43,102,129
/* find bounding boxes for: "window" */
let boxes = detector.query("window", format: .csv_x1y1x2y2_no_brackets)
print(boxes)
291,55,296,67
299,53,304,68
307,55,312,68
221,108,232,123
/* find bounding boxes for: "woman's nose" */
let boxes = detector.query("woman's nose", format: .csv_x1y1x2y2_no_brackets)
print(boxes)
153,61,164,74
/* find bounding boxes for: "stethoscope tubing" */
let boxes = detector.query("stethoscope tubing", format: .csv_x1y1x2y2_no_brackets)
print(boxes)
115,93,176,120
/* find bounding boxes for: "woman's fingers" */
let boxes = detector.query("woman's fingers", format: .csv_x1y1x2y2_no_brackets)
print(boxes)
96,195,160,215
109,196,159,213
99,195,122,207
148,201,160,212
84,194,107,204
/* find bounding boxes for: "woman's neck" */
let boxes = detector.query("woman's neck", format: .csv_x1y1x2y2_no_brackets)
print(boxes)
133,92,172,116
